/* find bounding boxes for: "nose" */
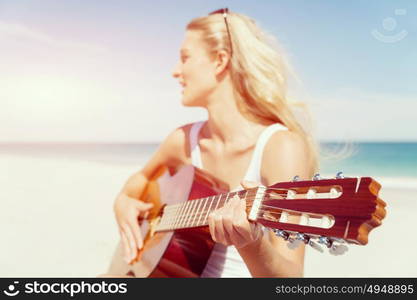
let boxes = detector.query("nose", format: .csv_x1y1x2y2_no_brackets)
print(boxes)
172,61,181,79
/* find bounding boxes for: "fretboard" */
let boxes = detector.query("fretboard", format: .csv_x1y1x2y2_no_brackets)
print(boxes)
155,188,259,232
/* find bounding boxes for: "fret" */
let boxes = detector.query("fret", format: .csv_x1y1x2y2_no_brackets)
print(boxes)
169,204,180,230
185,200,197,228
178,200,192,229
173,202,186,230
243,189,249,215
158,210,166,230
191,198,204,227
202,195,215,226
223,192,231,206
196,197,209,227
185,199,198,229
163,204,172,230
181,200,193,229
159,189,256,231
161,204,173,229
158,205,169,230
167,204,179,230
213,193,222,211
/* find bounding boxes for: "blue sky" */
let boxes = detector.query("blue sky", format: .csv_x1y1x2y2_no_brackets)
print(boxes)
0,0,416,142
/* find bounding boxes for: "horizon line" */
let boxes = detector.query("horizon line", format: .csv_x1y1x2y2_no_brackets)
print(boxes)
1,140,417,145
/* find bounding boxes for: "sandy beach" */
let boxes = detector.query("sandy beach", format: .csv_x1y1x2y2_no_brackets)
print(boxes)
1,153,416,277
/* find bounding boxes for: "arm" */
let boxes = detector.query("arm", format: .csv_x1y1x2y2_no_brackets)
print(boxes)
114,124,190,262
208,130,314,277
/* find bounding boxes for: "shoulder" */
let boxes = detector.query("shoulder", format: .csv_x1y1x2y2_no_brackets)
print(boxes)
158,121,203,167
266,129,307,160
163,122,192,148
140,122,198,179
261,129,311,185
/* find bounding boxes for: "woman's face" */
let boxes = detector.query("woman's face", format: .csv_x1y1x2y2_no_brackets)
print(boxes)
172,30,218,107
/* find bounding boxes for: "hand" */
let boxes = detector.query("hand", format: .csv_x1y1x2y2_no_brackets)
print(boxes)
208,180,264,249
113,193,153,263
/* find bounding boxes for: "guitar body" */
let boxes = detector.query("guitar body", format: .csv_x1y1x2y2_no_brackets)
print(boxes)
107,165,228,277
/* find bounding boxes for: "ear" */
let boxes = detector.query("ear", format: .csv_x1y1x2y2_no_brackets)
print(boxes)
214,50,231,76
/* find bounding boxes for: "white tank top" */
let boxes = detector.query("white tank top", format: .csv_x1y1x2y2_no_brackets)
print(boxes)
189,120,288,277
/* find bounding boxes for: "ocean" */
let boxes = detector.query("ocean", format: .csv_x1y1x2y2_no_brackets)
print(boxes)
1,142,416,180
319,142,417,178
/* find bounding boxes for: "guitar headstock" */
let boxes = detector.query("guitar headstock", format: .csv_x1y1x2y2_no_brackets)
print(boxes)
254,172,386,255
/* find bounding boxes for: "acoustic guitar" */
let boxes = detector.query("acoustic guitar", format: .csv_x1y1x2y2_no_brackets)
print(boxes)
107,164,386,277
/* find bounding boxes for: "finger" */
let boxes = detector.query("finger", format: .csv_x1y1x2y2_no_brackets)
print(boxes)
137,202,153,219
221,196,239,242
129,216,144,249
213,211,228,245
222,196,241,245
239,196,263,241
251,222,264,241
226,192,240,205
233,198,253,241
122,224,137,262
240,180,262,189
208,212,217,242
136,201,153,210
234,198,253,239
119,229,130,263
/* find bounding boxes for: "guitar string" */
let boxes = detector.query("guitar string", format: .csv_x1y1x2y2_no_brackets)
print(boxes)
159,193,256,228
158,189,334,230
159,187,293,211
160,188,291,214
157,194,321,230
157,206,323,230
158,186,293,208
157,189,315,227
159,189,304,224
157,209,331,232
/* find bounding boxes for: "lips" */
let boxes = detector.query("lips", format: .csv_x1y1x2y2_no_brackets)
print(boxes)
179,82,186,93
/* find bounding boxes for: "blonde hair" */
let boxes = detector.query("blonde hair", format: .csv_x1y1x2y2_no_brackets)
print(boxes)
187,10,319,175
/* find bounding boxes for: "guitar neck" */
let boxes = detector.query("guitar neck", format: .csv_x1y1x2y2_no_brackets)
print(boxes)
155,188,261,232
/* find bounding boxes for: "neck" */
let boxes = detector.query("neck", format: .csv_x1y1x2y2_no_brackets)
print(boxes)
203,79,265,147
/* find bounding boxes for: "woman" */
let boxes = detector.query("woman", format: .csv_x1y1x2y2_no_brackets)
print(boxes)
113,8,317,277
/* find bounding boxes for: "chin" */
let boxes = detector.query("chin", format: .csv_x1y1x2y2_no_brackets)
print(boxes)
181,95,201,107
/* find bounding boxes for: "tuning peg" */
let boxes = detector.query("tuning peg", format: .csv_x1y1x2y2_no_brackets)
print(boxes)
287,238,302,250
293,233,323,252
318,236,349,255
296,233,310,243
308,240,324,253
312,173,321,180
318,236,333,248
329,243,349,256
292,175,300,182
273,229,301,249
273,229,289,240
335,171,344,179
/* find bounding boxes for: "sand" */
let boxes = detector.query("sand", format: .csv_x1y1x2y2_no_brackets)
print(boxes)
1,153,416,277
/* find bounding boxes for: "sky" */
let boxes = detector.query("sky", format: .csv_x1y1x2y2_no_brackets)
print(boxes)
0,0,416,142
